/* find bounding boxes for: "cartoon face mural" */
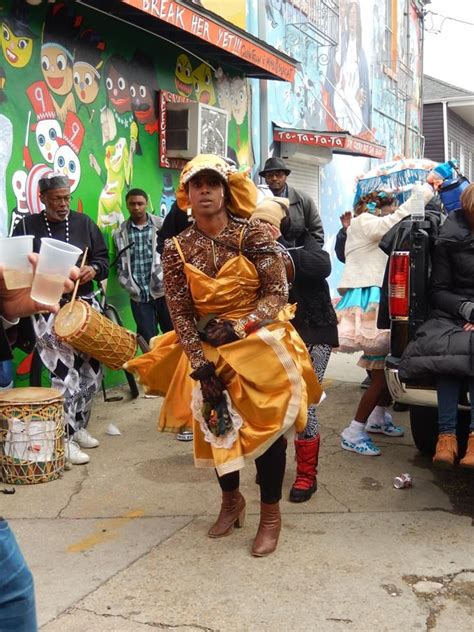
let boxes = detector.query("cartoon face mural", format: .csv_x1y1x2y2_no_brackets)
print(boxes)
41,4,81,96
53,111,84,192
73,29,105,105
104,55,131,115
35,119,61,164
230,76,247,125
215,71,232,113
174,53,193,97
129,51,158,127
1,18,34,68
192,63,216,105
54,145,80,191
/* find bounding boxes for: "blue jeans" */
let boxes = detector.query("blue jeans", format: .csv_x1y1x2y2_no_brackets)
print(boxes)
436,375,474,435
0,520,37,631
130,296,173,343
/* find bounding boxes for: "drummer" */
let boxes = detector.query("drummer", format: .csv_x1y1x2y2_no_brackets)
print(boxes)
12,173,109,465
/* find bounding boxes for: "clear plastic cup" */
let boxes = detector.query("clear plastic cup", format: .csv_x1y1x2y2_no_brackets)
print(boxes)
31,238,82,305
0,235,34,289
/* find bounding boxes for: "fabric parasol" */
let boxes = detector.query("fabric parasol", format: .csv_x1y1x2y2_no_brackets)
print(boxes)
354,157,438,205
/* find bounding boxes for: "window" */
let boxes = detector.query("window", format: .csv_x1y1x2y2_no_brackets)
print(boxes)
384,0,398,74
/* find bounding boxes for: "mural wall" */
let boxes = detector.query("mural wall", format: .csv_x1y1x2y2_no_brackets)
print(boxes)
0,0,251,384
259,0,424,294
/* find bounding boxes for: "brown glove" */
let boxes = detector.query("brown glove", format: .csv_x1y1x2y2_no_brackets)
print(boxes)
190,362,225,404
201,319,240,347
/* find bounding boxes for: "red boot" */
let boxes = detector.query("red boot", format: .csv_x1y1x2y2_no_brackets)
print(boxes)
289,436,320,503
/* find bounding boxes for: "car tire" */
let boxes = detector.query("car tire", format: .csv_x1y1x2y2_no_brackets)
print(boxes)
409,405,438,456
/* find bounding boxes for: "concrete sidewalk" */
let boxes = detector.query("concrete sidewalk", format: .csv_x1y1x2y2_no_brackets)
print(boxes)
3,354,474,631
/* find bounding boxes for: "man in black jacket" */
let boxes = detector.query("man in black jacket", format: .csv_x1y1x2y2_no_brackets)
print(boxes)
259,157,324,246
13,174,109,466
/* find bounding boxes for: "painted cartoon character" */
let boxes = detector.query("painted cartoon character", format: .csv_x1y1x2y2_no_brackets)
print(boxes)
9,169,28,235
192,63,216,105
93,123,137,231
0,114,13,237
73,29,105,109
26,81,62,165
104,54,133,127
215,68,232,113
41,3,82,120
230,76,248,126
129,50,158,134
53,111,85,192
174,53,193,97
1,0,35,68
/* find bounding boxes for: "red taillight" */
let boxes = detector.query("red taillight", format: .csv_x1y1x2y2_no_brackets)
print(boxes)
389,251,410,318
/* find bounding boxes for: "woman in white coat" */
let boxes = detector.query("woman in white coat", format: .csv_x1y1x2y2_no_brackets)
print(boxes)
336,180,438,456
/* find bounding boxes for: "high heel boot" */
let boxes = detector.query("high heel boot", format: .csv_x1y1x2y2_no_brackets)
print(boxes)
251,501,281,557
207,490,246,538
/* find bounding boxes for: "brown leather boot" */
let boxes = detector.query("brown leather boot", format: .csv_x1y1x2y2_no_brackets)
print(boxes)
459,433,474,469
251,502,281,557
207,490,246,538
432,433,457,468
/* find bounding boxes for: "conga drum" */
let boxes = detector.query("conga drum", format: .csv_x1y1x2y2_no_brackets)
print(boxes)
54,299,137,370
0,387,64,484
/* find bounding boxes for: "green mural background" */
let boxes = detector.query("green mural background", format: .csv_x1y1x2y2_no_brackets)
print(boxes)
0,0,251,386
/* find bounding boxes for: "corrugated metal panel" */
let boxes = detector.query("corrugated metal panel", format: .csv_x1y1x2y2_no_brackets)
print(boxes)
285,159,320,207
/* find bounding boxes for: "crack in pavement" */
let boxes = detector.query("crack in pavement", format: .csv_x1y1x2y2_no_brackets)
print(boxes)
74,607,218,631
318,481,351,512
56,465,89,519
43,517,197,628
403,568,474,631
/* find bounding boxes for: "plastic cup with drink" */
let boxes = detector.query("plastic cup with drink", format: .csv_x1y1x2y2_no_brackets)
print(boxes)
30,238,82,305
0,235,35,289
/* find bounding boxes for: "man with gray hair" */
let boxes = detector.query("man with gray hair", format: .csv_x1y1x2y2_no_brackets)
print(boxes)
13,174,108,465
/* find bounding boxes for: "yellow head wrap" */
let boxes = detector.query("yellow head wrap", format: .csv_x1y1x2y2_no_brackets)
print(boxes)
176,153,258,219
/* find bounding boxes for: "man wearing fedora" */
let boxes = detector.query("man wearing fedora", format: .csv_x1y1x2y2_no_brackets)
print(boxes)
259,157,324,246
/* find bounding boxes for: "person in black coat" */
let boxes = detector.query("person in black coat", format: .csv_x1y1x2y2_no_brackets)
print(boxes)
399,184,474,468
251,197,338,503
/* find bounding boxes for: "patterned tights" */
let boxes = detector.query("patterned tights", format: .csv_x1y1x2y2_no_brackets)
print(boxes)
300,343,332,440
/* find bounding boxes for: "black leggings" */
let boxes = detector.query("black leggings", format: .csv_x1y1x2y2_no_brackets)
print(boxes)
216,435,287,504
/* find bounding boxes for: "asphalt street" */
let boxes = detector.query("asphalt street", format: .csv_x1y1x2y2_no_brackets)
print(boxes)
3,354,474,631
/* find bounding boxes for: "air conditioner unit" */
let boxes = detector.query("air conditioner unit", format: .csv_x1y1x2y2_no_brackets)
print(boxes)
166,102,229,159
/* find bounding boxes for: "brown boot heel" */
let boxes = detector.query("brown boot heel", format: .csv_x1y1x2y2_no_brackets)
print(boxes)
207,491,246,538
251,501,281,557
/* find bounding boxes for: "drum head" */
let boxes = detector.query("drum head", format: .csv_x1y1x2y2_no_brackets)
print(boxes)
0,387,62,404
54,300,88,337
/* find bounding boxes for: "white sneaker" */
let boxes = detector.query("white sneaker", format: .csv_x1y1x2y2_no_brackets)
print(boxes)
67,439,90,465
74,428,100,448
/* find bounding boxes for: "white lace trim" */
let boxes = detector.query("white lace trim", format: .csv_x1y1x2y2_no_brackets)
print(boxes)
191,387,243,449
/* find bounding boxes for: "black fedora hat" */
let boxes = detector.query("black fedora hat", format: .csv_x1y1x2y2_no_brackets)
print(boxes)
259,157,291,177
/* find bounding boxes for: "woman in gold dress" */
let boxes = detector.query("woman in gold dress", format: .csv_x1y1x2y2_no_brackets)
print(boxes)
126,155,322,556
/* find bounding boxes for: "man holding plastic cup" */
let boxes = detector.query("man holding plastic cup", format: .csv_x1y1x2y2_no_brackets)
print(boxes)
1,259,80,632
12,174,109,465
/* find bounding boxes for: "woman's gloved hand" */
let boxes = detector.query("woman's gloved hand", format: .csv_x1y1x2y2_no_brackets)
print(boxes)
202,319,240,346
190,362,225,404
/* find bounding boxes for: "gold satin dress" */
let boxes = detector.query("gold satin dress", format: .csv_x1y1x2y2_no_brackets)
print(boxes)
126,237,323,476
